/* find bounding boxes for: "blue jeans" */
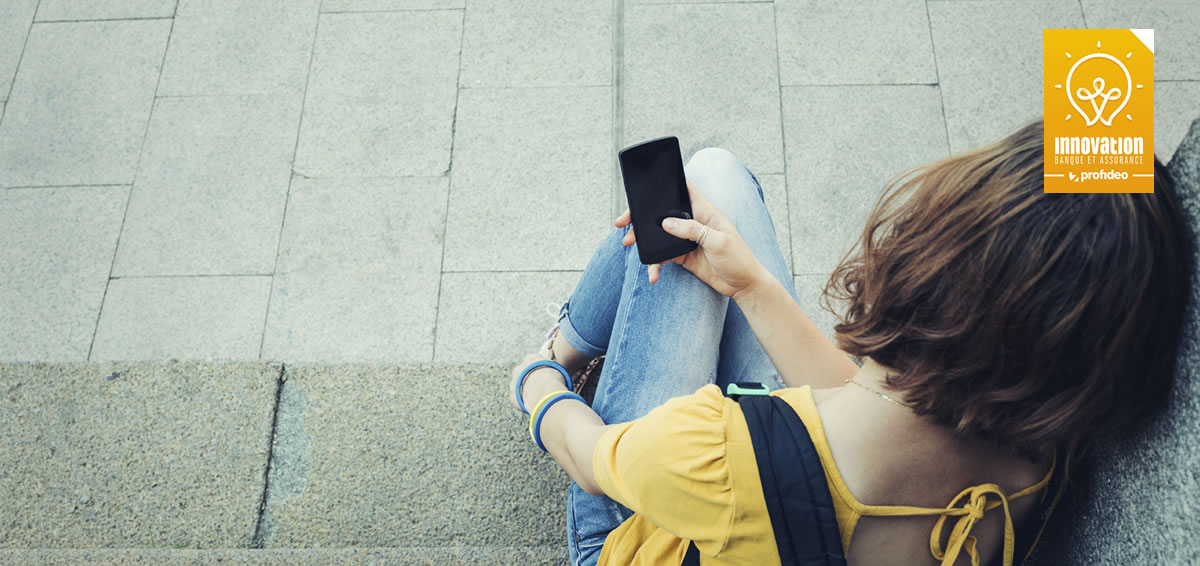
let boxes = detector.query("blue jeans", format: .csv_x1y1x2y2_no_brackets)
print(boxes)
556,147,801,566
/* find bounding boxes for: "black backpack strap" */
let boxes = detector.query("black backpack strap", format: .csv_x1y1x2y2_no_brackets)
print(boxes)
682,540,701,566
740,394,846,566
680,391,845,566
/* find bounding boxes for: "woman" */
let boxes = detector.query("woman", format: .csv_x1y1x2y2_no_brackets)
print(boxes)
507,119,1192,566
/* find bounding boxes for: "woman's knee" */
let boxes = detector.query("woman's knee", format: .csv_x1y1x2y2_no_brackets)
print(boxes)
684,147,765,223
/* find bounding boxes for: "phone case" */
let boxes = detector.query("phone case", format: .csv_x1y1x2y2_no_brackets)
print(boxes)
618,136,698,265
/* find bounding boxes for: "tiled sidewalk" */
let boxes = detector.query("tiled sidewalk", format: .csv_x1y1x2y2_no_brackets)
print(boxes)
1,0,1197,364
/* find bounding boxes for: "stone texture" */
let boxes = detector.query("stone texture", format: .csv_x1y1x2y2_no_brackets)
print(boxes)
929,0,1085,152
442,87,611,271
0,548,567,565
35,0,176,21
461,2,609,88
322,0,464,11
630,0,767,3
0,19,170,187
1026,118,1200,565
434,272,581,363
157,0,320,96
0,0,37,101
90,276,272,361
0,186,128,362
775,0,936,86
261,177,447,363
112,95,301,276
0,361,278,548
1155,81,1200,161
624,2,783,174
782,85,949,276
259,364,571,547
1081,0,1200,81
293,10,461,178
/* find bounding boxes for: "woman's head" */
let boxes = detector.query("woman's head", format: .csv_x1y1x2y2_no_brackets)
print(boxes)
826,118,1194,457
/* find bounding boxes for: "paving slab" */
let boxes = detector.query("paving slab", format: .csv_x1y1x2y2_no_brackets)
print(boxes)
623,2,783,174
35,0,176,21
158,0,320,96
630,0,767,3
0,547,566,565
262,177,446,363
112,95,301,276
782,85,949,276
0,360,278,548
1156,81,1200,161
322,0,464,11
294,11,461,178
758,173,793,276
1081,0,1200,81
442,87,611,271
264,271,440,363
259,363,571,547
0,19,170,187
775,0,936,86
929,0,1085,153
0,187,128,362
91,276,272,361
434,272,582,363
0,0,36,101
460,2,609,88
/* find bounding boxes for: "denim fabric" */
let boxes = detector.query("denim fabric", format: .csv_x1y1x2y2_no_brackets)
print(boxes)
556,147,801,566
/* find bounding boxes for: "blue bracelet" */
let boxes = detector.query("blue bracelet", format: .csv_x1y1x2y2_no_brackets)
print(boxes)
515,360,573,415
532,391,586,452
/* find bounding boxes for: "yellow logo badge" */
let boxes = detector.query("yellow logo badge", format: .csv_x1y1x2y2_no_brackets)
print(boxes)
1044,29,1154,193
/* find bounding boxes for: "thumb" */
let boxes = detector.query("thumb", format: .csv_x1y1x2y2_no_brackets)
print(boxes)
661,217,705,242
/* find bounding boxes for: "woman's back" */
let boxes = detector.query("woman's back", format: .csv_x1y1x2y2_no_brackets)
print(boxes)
812,374,1053,566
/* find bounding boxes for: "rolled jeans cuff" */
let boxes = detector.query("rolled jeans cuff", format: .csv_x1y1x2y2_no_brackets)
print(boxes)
557,307,608,358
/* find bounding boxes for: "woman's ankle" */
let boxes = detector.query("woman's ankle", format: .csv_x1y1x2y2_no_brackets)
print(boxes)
545,327,592,374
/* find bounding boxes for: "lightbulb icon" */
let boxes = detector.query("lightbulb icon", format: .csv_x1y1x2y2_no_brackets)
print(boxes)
1056,42,1142,127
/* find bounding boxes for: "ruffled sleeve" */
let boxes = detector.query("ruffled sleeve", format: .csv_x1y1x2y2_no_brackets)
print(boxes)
592,384,734,555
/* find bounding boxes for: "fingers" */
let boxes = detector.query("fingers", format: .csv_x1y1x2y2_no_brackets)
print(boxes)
661,216,702,243
622,226,635,246
614,208,631,227
649,263,661,283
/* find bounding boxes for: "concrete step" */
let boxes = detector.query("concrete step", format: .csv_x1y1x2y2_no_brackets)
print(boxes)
0,361,571,551
0,547,566,565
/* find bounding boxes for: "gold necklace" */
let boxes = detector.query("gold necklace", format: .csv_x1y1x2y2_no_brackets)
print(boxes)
844,378,910,409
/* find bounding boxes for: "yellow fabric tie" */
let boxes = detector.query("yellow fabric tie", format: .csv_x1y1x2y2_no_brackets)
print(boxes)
928,484,1015,566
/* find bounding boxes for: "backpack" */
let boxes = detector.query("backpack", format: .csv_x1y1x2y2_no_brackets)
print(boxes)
679,385,1065,566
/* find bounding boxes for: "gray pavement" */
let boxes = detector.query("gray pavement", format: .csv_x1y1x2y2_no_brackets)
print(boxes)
1,0,1196,363
0,361,279,549
0,361,569,555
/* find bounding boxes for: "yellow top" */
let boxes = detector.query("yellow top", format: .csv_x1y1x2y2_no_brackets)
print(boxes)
592,384,1055,566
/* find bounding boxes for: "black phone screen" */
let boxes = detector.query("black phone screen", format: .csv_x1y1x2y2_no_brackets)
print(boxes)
618,136,697,265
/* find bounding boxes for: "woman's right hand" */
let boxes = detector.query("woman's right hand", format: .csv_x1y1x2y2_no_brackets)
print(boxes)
615,178,768,299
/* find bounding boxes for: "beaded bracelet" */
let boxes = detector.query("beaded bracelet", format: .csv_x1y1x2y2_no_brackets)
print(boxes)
515,360,573,415
528,391,586,452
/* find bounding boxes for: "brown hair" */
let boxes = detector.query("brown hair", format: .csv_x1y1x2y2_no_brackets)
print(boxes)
825,119,1193,457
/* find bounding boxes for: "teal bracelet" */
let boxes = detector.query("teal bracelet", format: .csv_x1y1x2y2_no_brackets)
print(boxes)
531,391,586,452
515,360,573,415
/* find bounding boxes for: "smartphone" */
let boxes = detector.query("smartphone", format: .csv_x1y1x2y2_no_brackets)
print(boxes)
618,136,697,265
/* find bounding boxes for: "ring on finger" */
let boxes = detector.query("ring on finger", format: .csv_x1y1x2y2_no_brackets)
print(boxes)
697,223,709,247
